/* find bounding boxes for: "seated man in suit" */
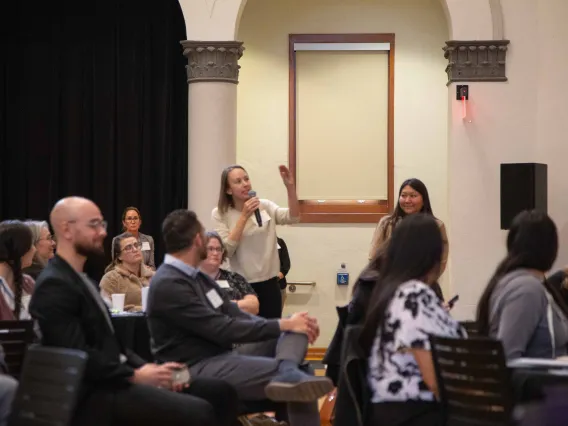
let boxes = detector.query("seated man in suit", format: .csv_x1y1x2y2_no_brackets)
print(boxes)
29,197,238,426
147,209,333,426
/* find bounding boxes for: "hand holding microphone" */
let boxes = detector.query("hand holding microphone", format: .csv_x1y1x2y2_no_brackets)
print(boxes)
247,190,262,227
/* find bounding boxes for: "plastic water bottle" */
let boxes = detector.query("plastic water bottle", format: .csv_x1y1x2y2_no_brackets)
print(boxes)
337,263,349,286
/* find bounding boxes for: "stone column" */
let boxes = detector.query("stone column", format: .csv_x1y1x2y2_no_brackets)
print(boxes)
181,41,244,228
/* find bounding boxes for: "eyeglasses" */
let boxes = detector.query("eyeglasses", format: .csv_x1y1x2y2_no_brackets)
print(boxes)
207,247,224,253
122,242,142,253
68,219,108,230
125,216,140,222
40,235,54,241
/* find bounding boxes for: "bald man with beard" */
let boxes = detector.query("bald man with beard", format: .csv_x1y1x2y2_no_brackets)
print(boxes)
29,197,238,426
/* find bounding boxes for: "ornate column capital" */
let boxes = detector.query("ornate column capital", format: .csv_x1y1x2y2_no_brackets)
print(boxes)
443,40,510,84
181,41,245,84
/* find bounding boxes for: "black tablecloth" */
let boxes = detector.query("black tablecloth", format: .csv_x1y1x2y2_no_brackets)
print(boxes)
111,313,152,362
512,368,568,403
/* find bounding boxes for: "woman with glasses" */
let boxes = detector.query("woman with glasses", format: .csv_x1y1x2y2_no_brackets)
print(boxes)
112,207,155,270
23,220,56,279
199,231,259,315
100,234,154,311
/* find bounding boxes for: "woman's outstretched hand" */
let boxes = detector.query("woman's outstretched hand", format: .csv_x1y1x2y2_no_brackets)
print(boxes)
279,165,294,188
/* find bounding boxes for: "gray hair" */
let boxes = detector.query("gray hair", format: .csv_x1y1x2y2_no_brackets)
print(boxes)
25,220,49,245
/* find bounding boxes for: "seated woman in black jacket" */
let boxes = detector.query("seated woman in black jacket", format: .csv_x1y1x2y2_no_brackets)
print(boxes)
324,247,385,386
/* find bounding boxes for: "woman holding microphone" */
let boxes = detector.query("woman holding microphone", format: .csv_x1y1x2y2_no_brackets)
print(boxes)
212,165,300,318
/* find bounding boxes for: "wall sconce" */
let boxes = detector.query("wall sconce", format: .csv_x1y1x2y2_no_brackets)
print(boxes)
457,85,471,122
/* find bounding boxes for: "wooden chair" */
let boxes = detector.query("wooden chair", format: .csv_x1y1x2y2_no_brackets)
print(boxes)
237,400,288,425
430,335,514,426
0,320,34,378
9,345,87,426
319,388,337,426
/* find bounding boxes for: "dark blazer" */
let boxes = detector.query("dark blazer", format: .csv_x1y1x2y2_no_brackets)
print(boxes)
29,255,146,396
148,262,281,367
277,237,290,290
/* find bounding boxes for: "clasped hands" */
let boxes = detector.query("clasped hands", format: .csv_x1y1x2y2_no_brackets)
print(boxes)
131,362,189,392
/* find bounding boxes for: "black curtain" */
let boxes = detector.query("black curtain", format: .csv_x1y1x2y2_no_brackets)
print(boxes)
0,0,188,279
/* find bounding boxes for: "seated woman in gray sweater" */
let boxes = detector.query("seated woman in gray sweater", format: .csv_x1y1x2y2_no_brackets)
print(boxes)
477,210,568,360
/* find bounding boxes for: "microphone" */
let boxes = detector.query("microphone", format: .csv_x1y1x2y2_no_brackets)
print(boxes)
248,190,262,227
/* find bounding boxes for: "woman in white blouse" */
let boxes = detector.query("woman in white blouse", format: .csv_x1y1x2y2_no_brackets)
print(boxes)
212,164,300,318
360,214,465,426
0,221,37,320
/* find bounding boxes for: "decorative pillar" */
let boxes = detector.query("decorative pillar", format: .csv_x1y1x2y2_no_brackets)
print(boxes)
181,41,245,228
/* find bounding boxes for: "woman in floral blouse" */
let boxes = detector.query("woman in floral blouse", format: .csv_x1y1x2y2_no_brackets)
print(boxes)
361,214,465,426
200,231,259,315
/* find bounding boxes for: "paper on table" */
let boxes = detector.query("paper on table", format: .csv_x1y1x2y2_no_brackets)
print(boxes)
141,287,149,312
508,357,568,369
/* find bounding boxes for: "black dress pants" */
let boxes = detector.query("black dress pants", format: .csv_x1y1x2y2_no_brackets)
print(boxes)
251,277,282,319
73,377,238,426
368,401,442,426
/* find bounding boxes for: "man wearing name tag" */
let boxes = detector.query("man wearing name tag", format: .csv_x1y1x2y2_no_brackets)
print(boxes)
147,209,333,426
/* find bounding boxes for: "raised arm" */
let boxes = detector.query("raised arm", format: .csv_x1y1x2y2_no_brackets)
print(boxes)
279,165,300,219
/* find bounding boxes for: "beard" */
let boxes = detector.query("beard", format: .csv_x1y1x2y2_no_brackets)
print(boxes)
198,244,208,261
74,240,105,258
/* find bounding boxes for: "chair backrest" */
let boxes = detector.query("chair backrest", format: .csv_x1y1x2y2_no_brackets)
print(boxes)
333,324,369,426
430,335,514,426
9,345,88,426
0,320,34,378
459,321,479,337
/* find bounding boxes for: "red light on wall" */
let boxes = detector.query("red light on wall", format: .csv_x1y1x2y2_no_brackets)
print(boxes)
456,85,470,122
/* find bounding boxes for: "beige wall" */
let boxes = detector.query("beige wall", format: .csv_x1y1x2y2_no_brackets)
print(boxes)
179,0,568,347
237,0,449,344
448,0,568,320
535,0,568,271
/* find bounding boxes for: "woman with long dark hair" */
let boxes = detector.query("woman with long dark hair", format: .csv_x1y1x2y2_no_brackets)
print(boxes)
0,221,36,320
368,178,448,300
361,214,464,426
476,210,568,359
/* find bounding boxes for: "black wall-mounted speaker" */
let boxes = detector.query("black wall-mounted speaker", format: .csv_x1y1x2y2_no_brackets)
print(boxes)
500,163,547,230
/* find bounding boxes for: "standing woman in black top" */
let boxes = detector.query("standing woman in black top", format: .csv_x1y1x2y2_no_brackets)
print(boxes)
277,237,291,313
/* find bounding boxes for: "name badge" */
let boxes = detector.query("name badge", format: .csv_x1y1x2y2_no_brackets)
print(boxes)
216,280,230,289
206,289,223,309
141,242,151,251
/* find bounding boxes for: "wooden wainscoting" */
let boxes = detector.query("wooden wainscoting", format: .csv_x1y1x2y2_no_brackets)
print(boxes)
306,347,327,361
